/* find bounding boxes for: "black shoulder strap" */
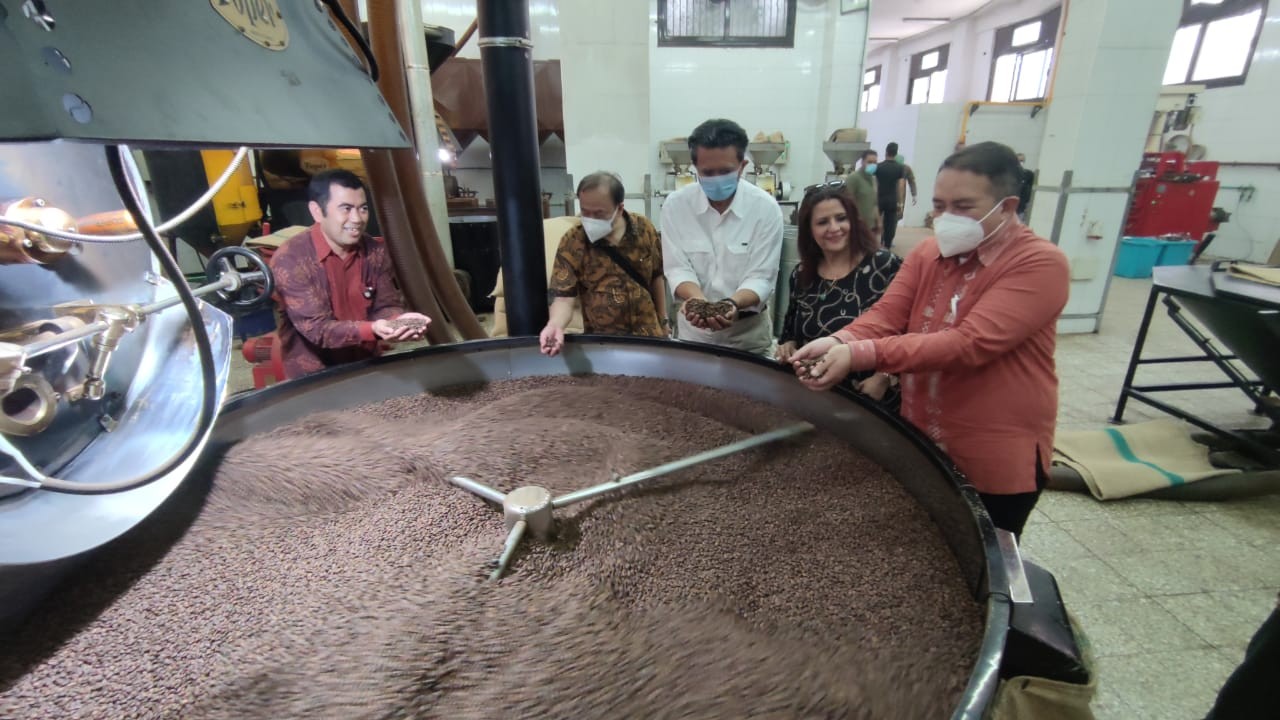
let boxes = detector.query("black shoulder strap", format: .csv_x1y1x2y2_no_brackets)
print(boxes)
592,239,651,291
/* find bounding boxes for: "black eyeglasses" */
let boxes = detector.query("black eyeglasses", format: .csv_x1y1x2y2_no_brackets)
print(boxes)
803,180,846,196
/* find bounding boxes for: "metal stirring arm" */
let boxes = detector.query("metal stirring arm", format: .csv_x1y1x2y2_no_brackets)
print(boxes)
551,422,813,509
449,421,814,580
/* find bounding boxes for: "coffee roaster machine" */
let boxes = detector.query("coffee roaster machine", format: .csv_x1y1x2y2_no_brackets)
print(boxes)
0,2,1088,716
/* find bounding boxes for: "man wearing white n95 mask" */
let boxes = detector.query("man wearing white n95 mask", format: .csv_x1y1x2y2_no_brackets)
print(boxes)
539,172,668,356
661,118,785,356
789,141,1070,537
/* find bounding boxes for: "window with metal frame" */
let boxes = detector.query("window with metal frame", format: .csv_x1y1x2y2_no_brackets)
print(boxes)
908,44,949,105
657,0,797,48
988,6,1061,103
1162,0,1266,88
861,65,882,113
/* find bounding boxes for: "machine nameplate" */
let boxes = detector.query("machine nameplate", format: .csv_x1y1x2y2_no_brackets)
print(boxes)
210,0,289,51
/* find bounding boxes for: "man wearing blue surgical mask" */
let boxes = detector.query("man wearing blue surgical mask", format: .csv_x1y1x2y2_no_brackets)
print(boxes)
846,150,882,243
661,118,784,356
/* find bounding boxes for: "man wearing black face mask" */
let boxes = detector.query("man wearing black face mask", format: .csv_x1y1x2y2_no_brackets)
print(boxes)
790,142,1070,536
661,118,784,356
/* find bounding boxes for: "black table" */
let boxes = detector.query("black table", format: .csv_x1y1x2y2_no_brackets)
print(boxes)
1112,264,1280,465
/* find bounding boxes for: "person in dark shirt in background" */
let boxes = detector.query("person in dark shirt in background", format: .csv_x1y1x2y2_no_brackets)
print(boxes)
875,142,909,250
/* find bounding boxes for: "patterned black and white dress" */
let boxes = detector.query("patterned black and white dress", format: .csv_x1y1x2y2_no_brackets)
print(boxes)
779,249,903,410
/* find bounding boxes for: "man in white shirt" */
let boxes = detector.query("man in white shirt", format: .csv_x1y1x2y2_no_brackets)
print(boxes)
661,118,784,356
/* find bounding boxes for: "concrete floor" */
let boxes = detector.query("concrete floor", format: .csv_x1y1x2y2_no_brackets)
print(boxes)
226,228,1277,718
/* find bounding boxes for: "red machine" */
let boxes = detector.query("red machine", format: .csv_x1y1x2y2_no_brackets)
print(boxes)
1124,152,1223,241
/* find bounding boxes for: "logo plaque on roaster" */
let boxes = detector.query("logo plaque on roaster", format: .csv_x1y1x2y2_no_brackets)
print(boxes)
210,0,289,51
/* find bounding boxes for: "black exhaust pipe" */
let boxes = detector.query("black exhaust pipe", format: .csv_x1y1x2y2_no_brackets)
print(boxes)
478,0,548,336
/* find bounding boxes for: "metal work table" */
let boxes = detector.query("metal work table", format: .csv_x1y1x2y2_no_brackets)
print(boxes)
1112,264,1280,465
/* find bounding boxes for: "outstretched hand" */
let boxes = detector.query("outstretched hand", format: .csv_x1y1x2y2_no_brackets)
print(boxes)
790,337,850,391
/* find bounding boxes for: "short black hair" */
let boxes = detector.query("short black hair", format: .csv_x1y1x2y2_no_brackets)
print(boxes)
688,118,748,164
308,168,366,209
886,142,899,157
861,150,878,163
576,171,625,205
940,141,1021,199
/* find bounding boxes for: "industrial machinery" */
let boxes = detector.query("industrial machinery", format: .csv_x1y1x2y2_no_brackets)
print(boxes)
0,0,410,625
658,139,697,192
822,128,871,182
745,140,788,200
1123,151,1225,241
205,337,1087,716
2,2,1089,716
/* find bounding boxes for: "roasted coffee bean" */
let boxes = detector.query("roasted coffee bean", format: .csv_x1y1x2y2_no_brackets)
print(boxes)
0,376,981,719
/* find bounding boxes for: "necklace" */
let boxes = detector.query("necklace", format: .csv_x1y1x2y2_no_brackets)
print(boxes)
817,253,861,300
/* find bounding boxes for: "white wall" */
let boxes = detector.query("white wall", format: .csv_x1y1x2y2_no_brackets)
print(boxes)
860,0,1058,218
559,0,651,209
865,0,1060,108
413,1,869,221
647,0,869,200
1193,2,1280,263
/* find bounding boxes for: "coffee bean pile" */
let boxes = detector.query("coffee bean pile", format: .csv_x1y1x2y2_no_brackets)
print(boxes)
683,298,735,323
795,358,823,377
387,317,429,331
0,375,983,719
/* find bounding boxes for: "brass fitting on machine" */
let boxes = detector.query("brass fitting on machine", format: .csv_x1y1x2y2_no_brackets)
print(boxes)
82,307,139,401
0,341,57,437
0,197,77,265
0,373,57,437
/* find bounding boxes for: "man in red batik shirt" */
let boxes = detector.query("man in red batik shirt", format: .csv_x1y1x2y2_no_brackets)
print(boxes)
791,142,1070,536
270,169,430,380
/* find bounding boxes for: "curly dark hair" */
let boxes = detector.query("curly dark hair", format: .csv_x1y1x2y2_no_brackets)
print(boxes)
795,186,879,289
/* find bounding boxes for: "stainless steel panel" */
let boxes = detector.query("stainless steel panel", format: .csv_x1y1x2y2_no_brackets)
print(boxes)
0,1,409,148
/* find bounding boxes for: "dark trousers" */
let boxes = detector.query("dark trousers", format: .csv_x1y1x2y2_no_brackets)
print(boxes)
879,201,899,249
979,460,1049,538
1205,604,1280,719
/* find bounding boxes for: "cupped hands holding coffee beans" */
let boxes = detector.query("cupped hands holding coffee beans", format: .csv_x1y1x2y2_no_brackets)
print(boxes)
682,298,737,330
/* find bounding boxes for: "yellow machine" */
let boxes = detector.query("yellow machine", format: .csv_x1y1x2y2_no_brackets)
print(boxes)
199,149,263,245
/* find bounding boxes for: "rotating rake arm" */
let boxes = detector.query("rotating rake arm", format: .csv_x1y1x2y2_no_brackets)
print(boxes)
450,422,814,580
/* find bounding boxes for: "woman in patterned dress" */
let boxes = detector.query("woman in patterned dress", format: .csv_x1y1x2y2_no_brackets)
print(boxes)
777,184,903,410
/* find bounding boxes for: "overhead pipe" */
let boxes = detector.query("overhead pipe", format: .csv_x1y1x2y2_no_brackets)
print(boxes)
333,0,452,342
397,0,456,268
363,149,453,344
367,0,488,340
477,0,548,336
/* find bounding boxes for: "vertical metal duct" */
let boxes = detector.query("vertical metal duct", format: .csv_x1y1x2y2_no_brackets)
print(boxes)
477,0,548,336
367,0,488,340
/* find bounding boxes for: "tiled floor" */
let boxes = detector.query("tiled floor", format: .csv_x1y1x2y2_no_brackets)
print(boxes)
227,231,1277,718
1029,275,1279,719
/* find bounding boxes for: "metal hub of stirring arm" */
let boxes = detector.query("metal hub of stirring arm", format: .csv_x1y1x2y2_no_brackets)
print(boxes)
449,422,813,580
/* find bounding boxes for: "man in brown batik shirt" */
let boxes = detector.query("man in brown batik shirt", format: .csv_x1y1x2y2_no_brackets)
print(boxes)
539,172,668,356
